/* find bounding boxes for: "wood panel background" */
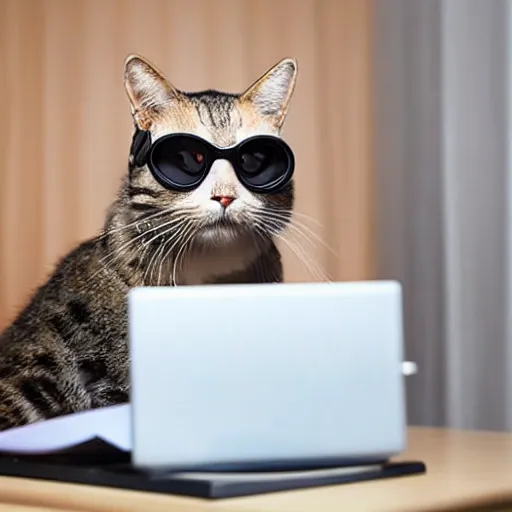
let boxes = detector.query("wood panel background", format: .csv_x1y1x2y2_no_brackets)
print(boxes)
0,0,373,329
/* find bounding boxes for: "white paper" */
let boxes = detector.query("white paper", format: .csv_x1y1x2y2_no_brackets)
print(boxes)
0,404,131,454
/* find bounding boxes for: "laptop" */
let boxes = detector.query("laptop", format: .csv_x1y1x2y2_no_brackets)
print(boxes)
128,280,408,472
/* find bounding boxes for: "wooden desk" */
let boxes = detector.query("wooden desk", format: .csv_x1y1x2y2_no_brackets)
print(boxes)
0,427,510,512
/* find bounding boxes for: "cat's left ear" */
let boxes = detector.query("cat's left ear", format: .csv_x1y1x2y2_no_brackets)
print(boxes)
124,54,182,128
240,57,298,129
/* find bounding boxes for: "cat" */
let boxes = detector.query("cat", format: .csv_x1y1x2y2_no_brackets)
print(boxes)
0,54,298,429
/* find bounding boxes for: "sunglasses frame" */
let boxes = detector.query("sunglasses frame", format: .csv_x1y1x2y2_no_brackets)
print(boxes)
130,129,295,194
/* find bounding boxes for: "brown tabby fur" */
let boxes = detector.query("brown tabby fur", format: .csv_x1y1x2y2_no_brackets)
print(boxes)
0,55,298,429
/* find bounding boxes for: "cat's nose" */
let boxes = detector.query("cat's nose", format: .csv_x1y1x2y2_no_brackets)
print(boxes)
211,195,236,208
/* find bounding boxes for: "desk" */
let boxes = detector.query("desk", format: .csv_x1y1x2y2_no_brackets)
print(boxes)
0,427,510,512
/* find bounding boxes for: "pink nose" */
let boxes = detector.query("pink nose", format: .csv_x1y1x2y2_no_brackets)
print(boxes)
212,195,236,208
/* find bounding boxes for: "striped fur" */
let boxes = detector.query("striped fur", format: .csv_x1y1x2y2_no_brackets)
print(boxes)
0,55,297,428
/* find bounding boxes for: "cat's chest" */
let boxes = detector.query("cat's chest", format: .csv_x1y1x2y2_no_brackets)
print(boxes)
177,238,260,286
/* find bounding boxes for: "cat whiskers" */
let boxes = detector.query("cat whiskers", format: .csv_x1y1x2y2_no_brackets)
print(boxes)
145,241,167,286
254,207,339,260
142,217,202,286
171,222,202,286
249,208,334,283
130,242,151,282
253,220,331,283
97,204,188,240
260,206,324,227
155,219,197,286
91,206,200,284
97,215,190,276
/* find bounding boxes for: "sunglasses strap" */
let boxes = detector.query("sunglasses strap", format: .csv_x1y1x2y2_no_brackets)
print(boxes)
130,126,152,168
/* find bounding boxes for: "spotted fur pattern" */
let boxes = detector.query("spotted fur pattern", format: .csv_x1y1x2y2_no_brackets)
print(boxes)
0,54,298,429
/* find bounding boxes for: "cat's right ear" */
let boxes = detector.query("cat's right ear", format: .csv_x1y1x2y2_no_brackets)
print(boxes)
124,54,181,128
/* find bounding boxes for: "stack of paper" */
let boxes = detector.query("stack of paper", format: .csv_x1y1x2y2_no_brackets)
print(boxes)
0,404,131,457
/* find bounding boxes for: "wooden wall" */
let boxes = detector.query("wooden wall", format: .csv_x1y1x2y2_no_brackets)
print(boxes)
0,0,373,329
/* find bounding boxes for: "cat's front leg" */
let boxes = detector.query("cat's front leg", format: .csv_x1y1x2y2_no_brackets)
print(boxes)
0,373,92,431
0,342,93,430
89,382,129,408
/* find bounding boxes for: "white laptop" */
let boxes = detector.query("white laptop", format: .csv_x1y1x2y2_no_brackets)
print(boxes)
128,280,408,472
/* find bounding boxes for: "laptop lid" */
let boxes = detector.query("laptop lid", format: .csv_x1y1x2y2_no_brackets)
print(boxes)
128,281,406,471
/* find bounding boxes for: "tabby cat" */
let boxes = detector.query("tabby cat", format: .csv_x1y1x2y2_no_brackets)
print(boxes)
0,54,298,429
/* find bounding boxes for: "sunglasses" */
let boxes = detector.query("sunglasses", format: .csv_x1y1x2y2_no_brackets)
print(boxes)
130,128,295,194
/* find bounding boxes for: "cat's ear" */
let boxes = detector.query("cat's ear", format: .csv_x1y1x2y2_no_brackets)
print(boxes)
124,54,182,126
240,57,298,128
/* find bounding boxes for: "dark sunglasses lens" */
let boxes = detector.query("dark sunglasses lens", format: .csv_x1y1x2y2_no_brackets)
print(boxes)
151,136,207,188
237,138,291,189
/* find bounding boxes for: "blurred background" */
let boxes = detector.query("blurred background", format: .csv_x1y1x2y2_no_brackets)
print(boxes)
1,0,511,431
